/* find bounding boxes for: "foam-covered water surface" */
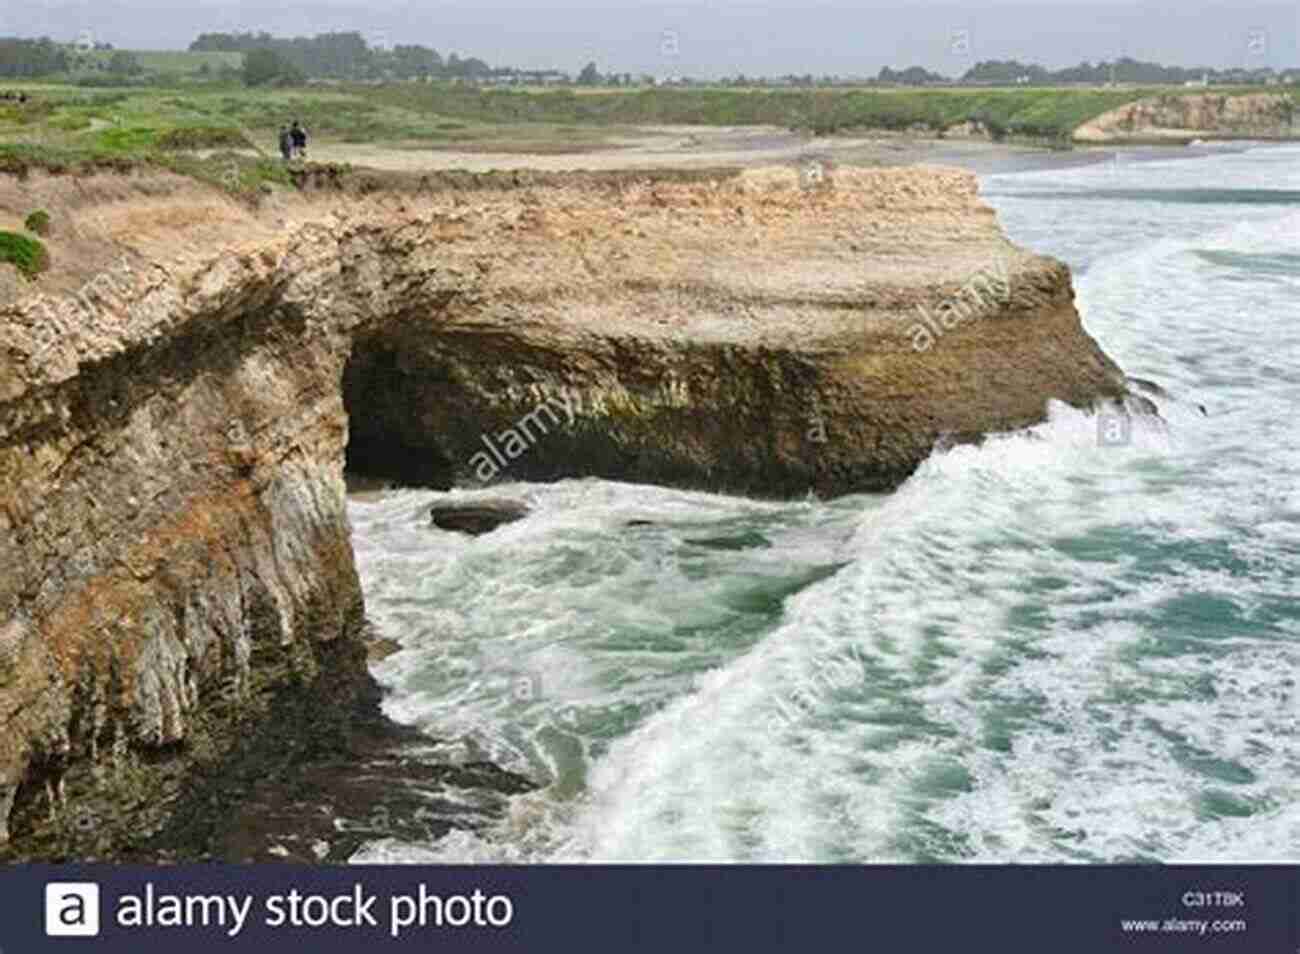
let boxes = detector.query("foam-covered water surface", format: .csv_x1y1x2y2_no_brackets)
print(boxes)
350,143,1300,864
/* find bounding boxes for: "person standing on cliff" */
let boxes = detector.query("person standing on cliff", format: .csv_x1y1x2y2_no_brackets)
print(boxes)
278,125,293,163
290,120,308,159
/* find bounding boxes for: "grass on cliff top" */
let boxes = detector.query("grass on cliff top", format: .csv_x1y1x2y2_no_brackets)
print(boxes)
359,82,1300,141
3,78,1295,155
0,142,293,201
0,230,50,278
354,84,1138,140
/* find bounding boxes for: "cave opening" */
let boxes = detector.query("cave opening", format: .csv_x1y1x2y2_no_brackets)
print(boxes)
341,340,456,490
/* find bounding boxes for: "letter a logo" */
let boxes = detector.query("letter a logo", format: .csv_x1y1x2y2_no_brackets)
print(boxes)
45,883,101,936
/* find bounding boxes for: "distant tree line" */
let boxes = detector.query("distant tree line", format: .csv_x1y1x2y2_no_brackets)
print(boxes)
0,37,143,80
190,31,492,83
877,66,950,85
879,57,1293,86
4,31,1293,89
0,37,70,77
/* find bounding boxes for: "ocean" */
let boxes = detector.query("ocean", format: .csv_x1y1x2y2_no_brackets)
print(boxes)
347,142,1300,864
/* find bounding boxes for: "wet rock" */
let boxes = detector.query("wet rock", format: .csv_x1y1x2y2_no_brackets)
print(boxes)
366,637,402,663
685,530,772,552
1128,376,1171,399
1125,394,1161,417
430,498,530,536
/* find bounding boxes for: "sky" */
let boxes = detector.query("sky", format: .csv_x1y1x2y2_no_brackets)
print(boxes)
15,1,1300,77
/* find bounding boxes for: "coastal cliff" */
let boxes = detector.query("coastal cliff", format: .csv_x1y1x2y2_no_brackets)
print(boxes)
0,163,1128,855
1074,91,1297,143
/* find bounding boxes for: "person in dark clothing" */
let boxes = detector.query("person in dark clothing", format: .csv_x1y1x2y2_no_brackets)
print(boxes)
278,125,293,162
290,120,308,159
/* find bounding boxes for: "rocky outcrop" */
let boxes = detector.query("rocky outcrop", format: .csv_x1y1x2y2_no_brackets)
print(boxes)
341,166,1126,496
430,498,531,535
944,120,994,140
0,163,1127,853
1074,92,1297,143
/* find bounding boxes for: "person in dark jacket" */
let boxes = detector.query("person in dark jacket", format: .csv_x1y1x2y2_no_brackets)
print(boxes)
290,120,308,158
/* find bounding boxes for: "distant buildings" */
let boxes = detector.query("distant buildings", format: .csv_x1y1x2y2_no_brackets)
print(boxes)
482,69,571,86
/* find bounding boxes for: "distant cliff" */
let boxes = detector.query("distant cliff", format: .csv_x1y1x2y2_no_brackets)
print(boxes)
1074,92,1298,143
0,163,1128,854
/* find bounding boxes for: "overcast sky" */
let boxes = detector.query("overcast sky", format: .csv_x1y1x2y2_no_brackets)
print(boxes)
15,1,1300,76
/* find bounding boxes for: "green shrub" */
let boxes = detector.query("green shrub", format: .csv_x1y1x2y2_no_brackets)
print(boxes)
24,209,51,235
154,125,253,151
243,49,305,87
75,75,142,88
0,231,50,278
94,125,159,152
48,112,93,131
0,142,140,178
155,151,293,199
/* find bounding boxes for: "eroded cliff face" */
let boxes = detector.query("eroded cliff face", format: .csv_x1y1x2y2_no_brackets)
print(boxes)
0,164,1127,852
1074,92,1297,143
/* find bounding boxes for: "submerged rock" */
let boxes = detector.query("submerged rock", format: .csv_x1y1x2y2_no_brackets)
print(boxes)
684,531,773,551
430,498,530,535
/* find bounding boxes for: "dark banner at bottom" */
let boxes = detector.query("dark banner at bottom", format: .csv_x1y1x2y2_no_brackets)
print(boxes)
2,865,1295,952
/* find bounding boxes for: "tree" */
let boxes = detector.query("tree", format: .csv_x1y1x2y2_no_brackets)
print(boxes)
390,44,442,80
577,61,600,85
0,37,70,77
878,65,949,86
243,48,303,86
107,51,142,76
460,56,491,78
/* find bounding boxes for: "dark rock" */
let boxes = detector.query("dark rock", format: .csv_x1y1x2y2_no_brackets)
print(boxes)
684,530,772,552
1126,394,1160,417
430,498,530,536
1128,376,1171,399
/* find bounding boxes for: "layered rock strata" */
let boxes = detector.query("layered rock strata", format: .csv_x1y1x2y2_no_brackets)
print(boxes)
1074,92,1297,143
